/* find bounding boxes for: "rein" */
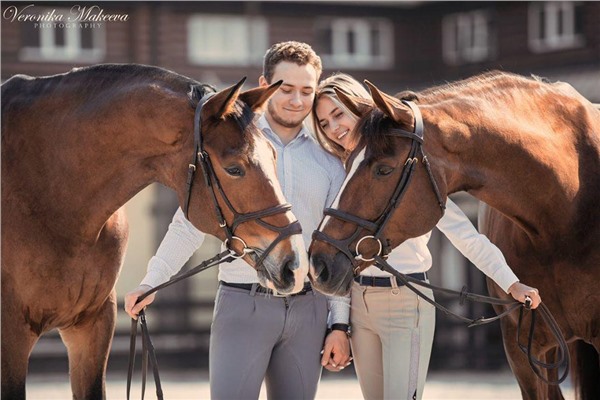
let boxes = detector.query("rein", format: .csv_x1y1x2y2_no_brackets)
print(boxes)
312,100,570,386
374,255,570,385
127,88,302,399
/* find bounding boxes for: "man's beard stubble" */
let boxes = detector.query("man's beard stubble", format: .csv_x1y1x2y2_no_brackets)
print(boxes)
267,101,308,129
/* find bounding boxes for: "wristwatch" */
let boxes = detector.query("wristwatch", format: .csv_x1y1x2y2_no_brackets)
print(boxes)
329,323,351,337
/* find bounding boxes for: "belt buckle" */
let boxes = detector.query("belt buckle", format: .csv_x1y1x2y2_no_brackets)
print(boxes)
271,289,288,298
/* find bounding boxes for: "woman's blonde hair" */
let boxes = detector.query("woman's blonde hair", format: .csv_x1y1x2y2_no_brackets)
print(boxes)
311,73,371,161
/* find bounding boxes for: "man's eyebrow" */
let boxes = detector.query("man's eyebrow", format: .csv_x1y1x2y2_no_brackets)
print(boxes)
281,83,314,91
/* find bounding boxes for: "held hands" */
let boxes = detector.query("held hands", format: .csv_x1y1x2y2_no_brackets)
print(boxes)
321,330,352,372
124,284,155,319
508,281,541,309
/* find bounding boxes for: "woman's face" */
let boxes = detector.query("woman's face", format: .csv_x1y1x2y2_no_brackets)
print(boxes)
315,96,357,152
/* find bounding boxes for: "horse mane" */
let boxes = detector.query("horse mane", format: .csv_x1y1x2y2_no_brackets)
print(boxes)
359,70,555,158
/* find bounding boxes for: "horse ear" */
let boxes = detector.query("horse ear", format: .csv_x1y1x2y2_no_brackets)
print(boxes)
333,88,373,117
364,80,413,125
206,77,247,120
238,80,283,113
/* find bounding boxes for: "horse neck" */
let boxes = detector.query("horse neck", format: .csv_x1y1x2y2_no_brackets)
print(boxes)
8,91,194,245
421,97,595,252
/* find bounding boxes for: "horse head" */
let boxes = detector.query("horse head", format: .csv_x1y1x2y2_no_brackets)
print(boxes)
309,81,446,296
184,78,308,294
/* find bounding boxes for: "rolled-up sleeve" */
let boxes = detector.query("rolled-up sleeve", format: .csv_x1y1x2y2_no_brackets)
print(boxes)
326,294,351,325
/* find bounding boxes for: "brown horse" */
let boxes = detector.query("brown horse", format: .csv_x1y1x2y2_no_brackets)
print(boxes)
1,64,308,399
309,71,600,399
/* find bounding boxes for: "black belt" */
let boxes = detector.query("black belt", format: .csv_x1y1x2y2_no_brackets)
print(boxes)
354,273,427,287
219,281,313,296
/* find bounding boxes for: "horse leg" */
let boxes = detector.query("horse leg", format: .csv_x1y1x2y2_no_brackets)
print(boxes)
499,317,552,400
1,302,39,400
58,290,117,400
543,347,564,400
571,339,600,400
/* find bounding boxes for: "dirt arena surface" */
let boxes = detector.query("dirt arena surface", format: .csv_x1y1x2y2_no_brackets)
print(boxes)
26,370,574,399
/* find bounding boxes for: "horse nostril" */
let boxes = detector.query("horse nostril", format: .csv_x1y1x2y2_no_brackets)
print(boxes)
311,254,330,282
282,255,296,284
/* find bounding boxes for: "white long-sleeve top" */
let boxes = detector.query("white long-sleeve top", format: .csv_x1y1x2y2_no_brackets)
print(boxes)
359,198,519,293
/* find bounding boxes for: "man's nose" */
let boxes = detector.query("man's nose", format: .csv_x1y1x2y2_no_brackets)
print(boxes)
289,92,302,106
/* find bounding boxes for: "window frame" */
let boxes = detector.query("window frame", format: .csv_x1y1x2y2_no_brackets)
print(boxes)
314,17,394,70
528,1,584,53
187,14,268,66
19,7,106,63
442,9,492,66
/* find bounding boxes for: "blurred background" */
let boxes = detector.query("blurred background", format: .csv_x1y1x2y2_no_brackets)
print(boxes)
2,0,598,392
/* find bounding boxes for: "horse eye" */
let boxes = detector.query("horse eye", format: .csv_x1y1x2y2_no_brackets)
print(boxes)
225,166,244,177
376,165,394,176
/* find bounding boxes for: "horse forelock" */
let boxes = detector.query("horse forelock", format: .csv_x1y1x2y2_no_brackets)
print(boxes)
356,108,403,160
188,84,217,108
204,100,257,159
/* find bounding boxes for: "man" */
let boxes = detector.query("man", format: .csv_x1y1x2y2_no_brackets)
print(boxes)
125,41,350,399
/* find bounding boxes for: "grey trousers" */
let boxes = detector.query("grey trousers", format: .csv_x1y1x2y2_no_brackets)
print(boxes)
209,283,329,400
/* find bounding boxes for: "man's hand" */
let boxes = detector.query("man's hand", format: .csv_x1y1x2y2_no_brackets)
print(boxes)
321,330,352,372
124,284,155,319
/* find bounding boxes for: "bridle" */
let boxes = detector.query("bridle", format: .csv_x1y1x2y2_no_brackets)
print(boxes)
183,90,302,268
127,88,304,400
312,100,446,271
310,100,570,386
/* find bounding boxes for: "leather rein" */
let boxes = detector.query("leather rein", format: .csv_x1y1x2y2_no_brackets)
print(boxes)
127,89,302,399
311,100,570,385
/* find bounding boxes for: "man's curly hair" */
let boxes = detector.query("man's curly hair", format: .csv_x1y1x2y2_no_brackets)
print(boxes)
263,41,322,83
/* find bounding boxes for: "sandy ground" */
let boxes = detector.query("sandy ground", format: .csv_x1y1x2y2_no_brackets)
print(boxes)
26,370,575,399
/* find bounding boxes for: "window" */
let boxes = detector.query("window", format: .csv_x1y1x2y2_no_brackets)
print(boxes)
188,15,267,66
19,7,105,62
315,18,393,69
528,1,584,52
442,10,492,65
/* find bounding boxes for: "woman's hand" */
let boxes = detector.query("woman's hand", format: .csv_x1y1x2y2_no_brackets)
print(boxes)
124,284,155,319
508,282,541,309
321,330,352,372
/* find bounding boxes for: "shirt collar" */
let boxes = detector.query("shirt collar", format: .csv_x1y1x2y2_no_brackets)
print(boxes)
257,114,310,146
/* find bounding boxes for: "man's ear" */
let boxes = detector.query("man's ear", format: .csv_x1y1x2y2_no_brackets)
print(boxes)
258,75,269,88
364,80,413,127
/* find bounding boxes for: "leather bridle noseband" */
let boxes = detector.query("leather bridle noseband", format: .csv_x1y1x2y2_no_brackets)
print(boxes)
310,100,570,386
183,91,302,268
312,100,446,271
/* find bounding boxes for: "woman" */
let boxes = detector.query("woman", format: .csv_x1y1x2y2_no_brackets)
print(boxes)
311,73,541,400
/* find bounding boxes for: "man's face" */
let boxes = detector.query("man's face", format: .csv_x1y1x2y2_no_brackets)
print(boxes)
260,61,318,129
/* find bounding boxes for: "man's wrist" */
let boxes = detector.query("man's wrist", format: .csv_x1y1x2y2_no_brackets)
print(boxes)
328,323,351,337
